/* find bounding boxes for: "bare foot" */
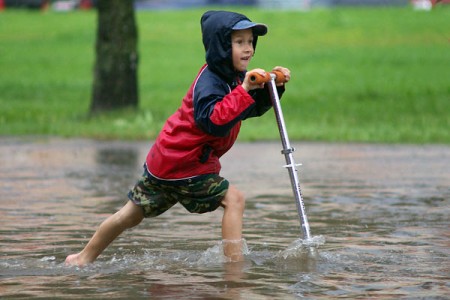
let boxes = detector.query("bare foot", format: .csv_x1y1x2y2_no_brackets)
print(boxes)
65,253,89,266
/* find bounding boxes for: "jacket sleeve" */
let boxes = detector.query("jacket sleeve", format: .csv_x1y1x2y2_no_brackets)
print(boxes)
243,85,285,119
194,77,257,137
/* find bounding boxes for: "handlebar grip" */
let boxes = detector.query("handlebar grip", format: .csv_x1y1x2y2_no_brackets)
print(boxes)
248,70,286,84
248,72,271,84
272,70,286,84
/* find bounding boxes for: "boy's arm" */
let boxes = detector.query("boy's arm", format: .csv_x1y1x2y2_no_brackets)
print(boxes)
241,66,290,119
193,67,290,136
244,85,285,119
194,80,257,137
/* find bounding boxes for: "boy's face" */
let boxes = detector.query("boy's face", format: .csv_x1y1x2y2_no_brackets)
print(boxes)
231,28,254,72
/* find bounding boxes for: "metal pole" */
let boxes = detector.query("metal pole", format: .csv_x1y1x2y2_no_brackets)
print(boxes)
267,75,311,240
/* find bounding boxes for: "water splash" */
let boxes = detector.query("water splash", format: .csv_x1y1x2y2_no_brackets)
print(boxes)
40,256,56,262
277,235,325,259
197,239,250,265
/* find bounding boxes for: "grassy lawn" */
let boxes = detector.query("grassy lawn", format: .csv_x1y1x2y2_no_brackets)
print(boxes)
0,6,449,143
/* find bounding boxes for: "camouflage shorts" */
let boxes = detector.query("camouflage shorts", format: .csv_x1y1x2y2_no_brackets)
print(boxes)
128,166,229,218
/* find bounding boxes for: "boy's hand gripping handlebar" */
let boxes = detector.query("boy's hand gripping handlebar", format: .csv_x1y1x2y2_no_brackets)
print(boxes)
248,70,287,85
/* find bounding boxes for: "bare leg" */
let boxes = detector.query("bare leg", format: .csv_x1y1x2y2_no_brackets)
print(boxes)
221,185,245,262
65,200,144,266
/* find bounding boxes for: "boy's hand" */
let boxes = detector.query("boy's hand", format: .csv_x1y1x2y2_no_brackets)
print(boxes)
242,68,266,92
272,66,291,86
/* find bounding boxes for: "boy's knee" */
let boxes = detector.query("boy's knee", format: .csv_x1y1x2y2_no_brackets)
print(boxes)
116,201,144,229
222,186,245,211
126,212,143,228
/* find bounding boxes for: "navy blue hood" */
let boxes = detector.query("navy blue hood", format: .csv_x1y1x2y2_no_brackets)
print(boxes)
200,11,264,84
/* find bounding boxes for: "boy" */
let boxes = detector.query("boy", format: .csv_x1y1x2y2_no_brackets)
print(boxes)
66,10,290,266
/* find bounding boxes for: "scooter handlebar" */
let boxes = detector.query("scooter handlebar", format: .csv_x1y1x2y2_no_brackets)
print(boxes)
248,70,286,85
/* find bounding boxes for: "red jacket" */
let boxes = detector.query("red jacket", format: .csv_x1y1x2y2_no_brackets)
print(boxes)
146,11,284,180
146,64,284,180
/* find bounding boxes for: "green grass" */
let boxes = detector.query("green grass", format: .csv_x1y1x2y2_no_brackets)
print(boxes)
0,6,449,143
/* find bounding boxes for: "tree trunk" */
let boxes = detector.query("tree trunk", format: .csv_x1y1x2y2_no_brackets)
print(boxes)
90,0,138,113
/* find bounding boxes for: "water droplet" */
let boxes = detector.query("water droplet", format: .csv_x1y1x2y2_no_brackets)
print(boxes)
40,256,56,262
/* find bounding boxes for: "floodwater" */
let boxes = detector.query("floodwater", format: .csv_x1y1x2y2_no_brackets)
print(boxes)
0,137,449,299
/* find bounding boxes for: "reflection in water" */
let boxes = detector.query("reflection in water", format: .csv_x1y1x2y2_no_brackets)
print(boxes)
0,138,449,299
91,146,140,206
95,147,139,168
